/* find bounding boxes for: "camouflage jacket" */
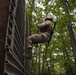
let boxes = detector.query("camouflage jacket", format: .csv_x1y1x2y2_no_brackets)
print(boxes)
37,20,53,34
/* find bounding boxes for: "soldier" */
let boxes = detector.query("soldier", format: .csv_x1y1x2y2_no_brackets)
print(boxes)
23,16,53,59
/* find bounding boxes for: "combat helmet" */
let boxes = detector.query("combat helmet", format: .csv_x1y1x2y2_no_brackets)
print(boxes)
45,16,53,21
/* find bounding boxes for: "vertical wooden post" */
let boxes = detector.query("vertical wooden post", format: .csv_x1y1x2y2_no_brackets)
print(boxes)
0,0,10,74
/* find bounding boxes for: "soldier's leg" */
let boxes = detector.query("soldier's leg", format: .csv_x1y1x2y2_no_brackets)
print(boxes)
23,36,32,59
23,33,49,59
27,33,49,48
23,34,41,59
27,36,32,49
29,33,50,44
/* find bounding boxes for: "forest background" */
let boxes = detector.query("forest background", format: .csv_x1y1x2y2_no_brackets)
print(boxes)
25,0,76,75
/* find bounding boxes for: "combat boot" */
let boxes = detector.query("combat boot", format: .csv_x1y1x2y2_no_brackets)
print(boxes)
23,50,32,59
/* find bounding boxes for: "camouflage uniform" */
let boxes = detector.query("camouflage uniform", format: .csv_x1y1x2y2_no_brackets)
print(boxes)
27,20,53,49
23,17,53,59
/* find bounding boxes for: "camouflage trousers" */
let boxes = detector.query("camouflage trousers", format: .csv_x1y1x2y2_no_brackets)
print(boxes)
27,32,50,50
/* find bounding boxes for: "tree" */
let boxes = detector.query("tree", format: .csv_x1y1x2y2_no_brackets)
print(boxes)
26,0,76,75
62,0,76,62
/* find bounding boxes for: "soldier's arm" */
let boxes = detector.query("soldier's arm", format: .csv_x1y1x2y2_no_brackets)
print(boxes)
37,21,51,28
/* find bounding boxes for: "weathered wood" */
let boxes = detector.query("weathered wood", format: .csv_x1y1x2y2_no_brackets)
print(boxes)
0,0,10,74
0,0,29,75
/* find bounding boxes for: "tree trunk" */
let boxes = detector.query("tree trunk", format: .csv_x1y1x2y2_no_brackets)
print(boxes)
62,0,76,61
38,45,41,75
27,0,35,75
42,54,45,74
36,44,39,75
62,1,76,73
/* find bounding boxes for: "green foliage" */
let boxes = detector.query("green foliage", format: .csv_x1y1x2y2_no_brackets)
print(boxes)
26,0,76,75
